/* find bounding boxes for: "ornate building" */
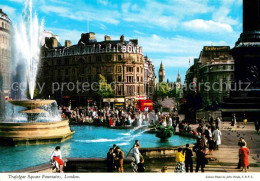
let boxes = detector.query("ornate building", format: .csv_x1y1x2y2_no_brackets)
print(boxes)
38,32,156,107
0,9,11,119
185,46,235,107
158,61,165,83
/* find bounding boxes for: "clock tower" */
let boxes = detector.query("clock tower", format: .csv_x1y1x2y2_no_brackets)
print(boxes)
158,61,165,83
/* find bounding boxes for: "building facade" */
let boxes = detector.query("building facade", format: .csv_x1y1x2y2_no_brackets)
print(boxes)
38,32,156,107
144,56,156,100
0,9,11,119
185,46,235,107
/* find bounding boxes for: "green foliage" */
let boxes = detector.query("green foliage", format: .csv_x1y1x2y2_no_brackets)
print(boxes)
155,126,174,141
156,82,170,98
169,85,180,98
96,74,114,98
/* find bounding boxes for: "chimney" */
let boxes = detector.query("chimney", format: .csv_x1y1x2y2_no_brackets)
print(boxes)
104,35,111,41
45,37,58,49
120,35,124,42
130,39,138,45
51,37,58,48
88,32,96,40
65,40,72,47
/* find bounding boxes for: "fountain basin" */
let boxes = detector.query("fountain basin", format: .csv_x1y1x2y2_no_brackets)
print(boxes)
9,100,55,109
0,119,74,146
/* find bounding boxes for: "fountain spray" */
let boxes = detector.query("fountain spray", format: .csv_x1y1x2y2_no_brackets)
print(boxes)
14,0,44,99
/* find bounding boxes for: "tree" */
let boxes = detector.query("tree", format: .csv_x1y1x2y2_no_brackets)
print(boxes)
156,82,170,99
155,125,174,141
93,74,114,106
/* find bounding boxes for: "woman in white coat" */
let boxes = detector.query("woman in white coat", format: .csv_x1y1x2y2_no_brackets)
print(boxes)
213,127,222,150
133,144,141,164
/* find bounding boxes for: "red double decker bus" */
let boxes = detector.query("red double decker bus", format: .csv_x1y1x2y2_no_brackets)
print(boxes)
135,100,153,112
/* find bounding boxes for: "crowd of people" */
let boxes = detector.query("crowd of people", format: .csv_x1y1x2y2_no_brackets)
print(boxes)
106,140,145,173
59,105,183,129
50,107,251,173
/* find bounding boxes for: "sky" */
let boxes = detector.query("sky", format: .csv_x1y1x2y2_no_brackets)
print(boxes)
0,0,243,82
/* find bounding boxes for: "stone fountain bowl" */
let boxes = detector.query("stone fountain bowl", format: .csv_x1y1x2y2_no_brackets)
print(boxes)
9,100,55,109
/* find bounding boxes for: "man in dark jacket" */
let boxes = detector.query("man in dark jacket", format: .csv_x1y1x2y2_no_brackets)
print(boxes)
107,148,114,172
184,144,193,172
195,147,207,172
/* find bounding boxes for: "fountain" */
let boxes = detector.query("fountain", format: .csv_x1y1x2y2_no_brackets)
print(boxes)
0,0,74,146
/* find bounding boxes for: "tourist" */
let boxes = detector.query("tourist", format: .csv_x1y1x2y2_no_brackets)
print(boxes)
175,147,185,173
212,127,222,150
208,113,214,125
236,137,247,169
50,146,64,173
161,166,168,173
137,157,145,172
133,144,141,164
115,146,124,173
239,142,250,172
184,144,193,173
231,113,236,126
215,116,221,129
195,147,207,173
243,113,247,125
255,120,260,134
208,137,215,155
107,148,114,172
109,117,114,127
168,116,172,127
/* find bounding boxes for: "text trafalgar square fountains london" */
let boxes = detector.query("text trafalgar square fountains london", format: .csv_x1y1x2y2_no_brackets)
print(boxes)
0,0,74,146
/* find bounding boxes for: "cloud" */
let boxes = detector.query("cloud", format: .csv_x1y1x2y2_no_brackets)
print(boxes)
133,30,145,35
0,4,17,20
97,0,108,6
153,57,192,68
8,0,24,3
40,5,120,25
182,19,233,33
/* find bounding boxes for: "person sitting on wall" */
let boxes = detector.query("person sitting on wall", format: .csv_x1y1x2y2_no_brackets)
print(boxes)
50,146,64,173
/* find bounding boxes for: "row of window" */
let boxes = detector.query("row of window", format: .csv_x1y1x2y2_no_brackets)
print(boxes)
1,21,10,30
0,48,10,57
43,54,143,65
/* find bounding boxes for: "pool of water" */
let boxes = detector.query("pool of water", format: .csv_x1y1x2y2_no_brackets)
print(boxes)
0,125,196,172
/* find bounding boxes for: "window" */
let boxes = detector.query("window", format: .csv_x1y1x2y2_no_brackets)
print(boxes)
127,76,134,83
118,55,122,61
88,56,92,62
117,66,122,73
106,66,112,73
118,76,122,82
96,56,101,62
96,67,101,73
127,67,134,72
105,55,112,62
137,67,139,72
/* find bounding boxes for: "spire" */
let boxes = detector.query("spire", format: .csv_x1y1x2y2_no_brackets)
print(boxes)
160,61,164,70
177,70,181,82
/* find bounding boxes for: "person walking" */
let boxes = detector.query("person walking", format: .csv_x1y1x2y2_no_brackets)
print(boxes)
195,147,207,172
175,147,185,173
213,127,222,150
239,142,250,172
184,144,193,172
